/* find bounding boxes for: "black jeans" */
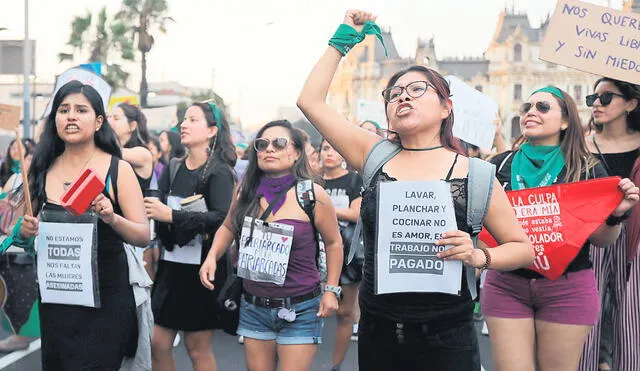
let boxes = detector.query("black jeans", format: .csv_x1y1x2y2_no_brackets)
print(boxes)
358,309,481,371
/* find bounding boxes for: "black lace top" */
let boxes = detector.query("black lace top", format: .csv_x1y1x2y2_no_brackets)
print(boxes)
359,168,474,323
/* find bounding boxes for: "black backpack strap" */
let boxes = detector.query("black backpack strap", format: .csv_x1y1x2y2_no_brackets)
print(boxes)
295,180,321,263
168,158,182,190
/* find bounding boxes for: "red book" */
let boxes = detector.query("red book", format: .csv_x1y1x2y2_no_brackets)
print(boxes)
60,169,105,216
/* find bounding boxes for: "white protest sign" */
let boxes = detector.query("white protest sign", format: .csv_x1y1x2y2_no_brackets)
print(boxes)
142,105,178,131
446,75,498,149
540,0,640,85
376,181,462,295
163,196,202,265
238,217,294,286
356,99,387,129
43,67,112,118
37,222,98,307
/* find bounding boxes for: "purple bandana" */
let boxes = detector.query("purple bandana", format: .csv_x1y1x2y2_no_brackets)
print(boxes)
256,174,296,215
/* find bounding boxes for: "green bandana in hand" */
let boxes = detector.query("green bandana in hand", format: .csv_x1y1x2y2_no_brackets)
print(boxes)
329,21,388,56
511,143,565,190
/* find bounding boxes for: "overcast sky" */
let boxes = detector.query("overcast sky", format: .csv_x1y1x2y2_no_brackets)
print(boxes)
0,0,626,128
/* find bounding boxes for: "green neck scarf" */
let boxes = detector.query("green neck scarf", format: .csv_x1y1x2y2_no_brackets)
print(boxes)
511,143,565,190
11,160,21,174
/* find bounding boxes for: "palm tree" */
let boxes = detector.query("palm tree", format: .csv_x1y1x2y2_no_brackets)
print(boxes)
116,0,174,108
58,7,135,88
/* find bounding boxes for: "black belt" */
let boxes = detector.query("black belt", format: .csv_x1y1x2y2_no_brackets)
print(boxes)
244,286,322,309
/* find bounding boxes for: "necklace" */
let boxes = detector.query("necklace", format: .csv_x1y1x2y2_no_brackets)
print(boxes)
62,150,97,190
401,145,444,151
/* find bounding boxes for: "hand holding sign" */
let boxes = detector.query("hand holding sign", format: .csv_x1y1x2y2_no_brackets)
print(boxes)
611,177,640,217
436,230,487,268
20,215,39,239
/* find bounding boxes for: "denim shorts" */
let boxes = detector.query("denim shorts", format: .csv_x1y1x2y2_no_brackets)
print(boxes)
236,294,324,345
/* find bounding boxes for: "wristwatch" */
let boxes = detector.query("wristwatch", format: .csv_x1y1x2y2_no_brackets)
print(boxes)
606,210,632,226
324,285,343,300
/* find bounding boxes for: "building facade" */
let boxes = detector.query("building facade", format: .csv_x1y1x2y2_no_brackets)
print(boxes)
329,3,639,143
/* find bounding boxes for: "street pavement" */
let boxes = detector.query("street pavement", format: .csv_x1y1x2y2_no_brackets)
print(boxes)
0,317,493,370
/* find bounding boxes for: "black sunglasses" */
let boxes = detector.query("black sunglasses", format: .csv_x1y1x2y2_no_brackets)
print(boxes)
520,101,553,115
254,137,289,152
585,92,625,107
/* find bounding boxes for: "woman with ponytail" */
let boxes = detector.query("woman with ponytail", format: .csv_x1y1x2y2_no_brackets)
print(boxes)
145,102,237,371
108,103,153,190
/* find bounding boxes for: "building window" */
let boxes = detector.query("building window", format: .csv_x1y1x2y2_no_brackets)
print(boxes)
514,84,522,100
574,85,583,103
514,44,522,62
475,85,483,92
511,116,521,138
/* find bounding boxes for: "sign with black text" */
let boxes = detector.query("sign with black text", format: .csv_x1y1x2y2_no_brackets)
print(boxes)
376,181,462,295
540,0,640,84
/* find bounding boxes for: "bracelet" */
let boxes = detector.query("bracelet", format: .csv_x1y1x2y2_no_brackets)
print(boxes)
605,210,632,226
328,21,388,57
478,247,491,271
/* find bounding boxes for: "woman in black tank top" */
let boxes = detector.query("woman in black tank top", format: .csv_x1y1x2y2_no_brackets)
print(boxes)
20,81,150,370
298,10,534,370
581,78,640,371
108,103,153,191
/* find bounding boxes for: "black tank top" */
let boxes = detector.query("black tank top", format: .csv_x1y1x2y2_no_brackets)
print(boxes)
359,154,474,323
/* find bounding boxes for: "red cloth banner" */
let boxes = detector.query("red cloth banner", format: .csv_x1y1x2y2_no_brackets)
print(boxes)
479,177,623,280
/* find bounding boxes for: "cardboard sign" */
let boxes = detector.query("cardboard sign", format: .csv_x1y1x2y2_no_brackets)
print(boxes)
356,99,387,129
479,177,623,280
0,104,21,130
446,76,498,149
540,0,640,85
376,181,462,295
43,67,112,118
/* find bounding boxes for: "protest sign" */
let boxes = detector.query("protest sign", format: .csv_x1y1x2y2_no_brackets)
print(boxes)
376,181,461,295
540,0,640,84
238,217,294,286
446,75,498,149
479,177,623,280
37,221,99,307
43,67,112,118
356,99,387,129
0,104,21,130
142,105,178,131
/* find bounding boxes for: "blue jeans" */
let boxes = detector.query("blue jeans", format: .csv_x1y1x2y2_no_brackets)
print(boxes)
358,309,481,370
237,294,324,345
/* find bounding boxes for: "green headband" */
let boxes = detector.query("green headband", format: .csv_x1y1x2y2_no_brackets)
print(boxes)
207,102,223,131
532,86,564,100
236,143,248,150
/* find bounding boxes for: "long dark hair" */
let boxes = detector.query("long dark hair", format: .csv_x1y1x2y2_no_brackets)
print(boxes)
192,103,238,193
519,86,598,182
384,65,464,154
117,103,151,149
589,77,640,133
162,130,186,160
231,120,313,238
28,81,122,213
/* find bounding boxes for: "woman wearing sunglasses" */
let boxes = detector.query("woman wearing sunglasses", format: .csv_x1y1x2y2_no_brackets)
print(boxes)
199,120,342,371
580,78,640,371
481,86,639,371
297,10,534,370
145,102,237,371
